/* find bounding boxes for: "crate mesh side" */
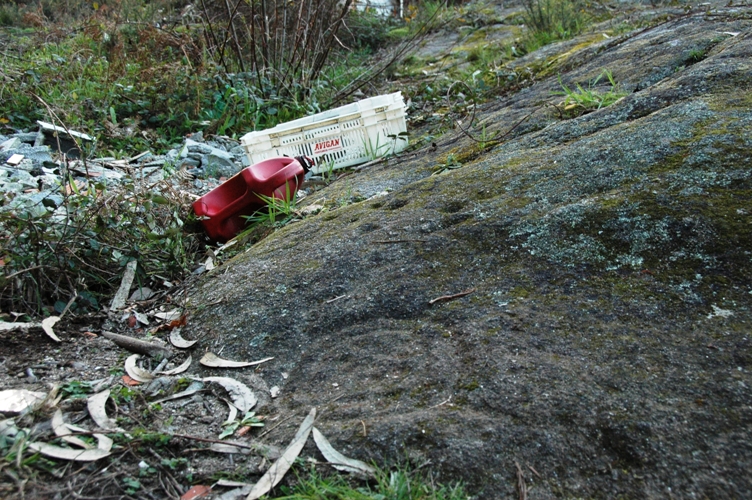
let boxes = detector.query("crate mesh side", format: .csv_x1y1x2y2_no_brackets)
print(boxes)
242,110,406,173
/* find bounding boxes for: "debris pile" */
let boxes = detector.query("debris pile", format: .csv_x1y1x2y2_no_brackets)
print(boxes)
0,126,252,217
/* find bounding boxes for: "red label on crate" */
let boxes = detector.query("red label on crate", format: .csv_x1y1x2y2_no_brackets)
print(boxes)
313,137,343,154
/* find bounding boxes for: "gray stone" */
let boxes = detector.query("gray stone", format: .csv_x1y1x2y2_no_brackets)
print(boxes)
42,193,64,207
0,138,22,151
11,132,39,143
207,147,233,161
202,153,238,178
14,159,35,172
188,143,214,155
180,157,201,168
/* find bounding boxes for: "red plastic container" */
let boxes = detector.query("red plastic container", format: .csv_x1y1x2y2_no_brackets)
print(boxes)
193,156,311,242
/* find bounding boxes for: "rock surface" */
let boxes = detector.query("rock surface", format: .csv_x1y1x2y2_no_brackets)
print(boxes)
186,5,752,498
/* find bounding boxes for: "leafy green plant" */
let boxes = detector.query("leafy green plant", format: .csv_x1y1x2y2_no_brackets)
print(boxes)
122,477,141,495
60,380,94,399
553,70,628,116
219,411,265,439
161,457,189,470
432,154,463,175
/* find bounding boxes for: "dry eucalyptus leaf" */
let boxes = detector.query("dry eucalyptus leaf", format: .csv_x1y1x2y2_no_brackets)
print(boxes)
154,309,182,322
169,328,198,349
124,354,155,383
203,377,257,413
110,259,137,310
87,390,120,430
41,316,61,342
159,355,192,376
215,479,250,488
52,409,92,449
312,427,375,476
210,443,250,454
246,408,316,500
200,352,273,368
151,386,202,405
95,433,113,452
0,389,46,415
223,399,239,425
28,442,111,462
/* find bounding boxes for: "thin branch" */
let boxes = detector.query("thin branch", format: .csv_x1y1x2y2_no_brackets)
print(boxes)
371,239,429,244
428,288,476,305
516,461,527,500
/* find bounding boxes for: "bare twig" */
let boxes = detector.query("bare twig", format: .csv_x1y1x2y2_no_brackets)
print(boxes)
101,331,174,359
256,413,298,440
527,464,542,479
428,288,476,305
455,106,541,148
3,265,45,279
58,291,78,319
516,461,527,500
371,239,429,244
170,433,255,449
428,396,452,409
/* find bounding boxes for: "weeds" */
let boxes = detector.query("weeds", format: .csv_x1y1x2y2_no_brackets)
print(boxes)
363,134,390,161
277,463,468,499
553,70,628,116
0,173,203,314
521,0,590,52
244,190,300,229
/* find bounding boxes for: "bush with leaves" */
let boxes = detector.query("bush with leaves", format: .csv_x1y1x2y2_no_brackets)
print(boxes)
0,171,203,315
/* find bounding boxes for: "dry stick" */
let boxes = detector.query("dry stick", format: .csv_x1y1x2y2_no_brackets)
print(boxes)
260,0,270,66
371,239,429,244
309,0,353,83
428,396,452,409
58,291,78,319
256,413,297,440
201,0,230,73
170,433,254,450
527,464,542,479
516,461,527,500
428,288,476,305
455,105,541,149
32,92,88,173
101,331,174,359
223,0,246,73
361,420,367,437
331,0,451,105
4,265,44,279
281,0,314,91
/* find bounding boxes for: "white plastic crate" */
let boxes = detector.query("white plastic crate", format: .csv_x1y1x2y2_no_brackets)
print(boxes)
240,92,408,174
